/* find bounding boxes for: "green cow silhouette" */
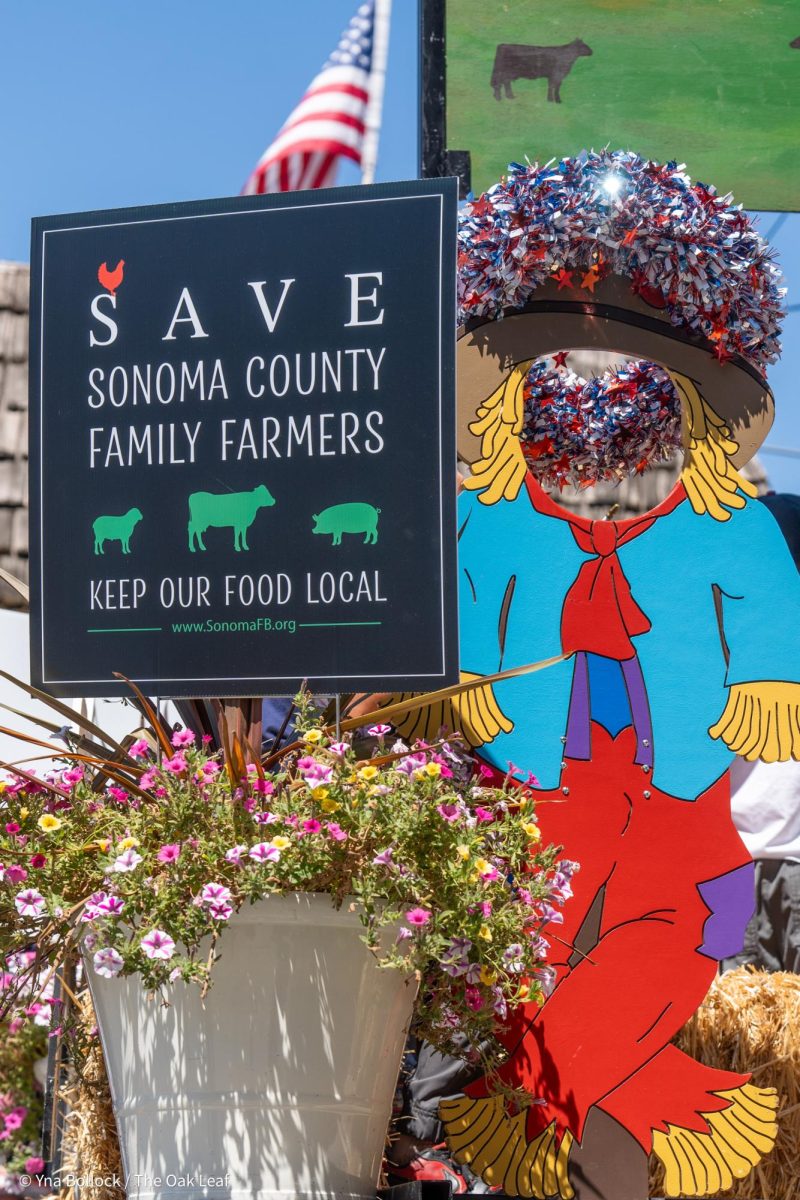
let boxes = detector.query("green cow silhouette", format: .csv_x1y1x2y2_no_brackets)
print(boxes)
93,507,143,555
311,502,380,546
188,484,276,552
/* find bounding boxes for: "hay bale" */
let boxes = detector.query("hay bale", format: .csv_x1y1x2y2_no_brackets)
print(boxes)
57,995,123,1200
649,967,800,1198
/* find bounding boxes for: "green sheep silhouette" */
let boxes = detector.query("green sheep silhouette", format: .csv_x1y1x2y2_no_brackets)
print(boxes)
93,507,143,555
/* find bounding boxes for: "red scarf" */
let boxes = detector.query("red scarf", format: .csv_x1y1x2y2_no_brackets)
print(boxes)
525,475,686,661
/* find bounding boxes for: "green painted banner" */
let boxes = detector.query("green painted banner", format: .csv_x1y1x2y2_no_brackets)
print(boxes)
436,0,798,210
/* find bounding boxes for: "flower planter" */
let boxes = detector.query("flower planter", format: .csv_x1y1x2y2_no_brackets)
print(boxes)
86,895,416,1200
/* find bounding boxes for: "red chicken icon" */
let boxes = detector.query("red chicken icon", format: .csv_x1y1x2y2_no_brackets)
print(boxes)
98,260,125,295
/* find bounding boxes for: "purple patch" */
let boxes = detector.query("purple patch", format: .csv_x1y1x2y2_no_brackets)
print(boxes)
698,863,755,960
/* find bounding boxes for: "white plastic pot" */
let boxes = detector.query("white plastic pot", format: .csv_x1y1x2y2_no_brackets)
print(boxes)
87,894,416,1200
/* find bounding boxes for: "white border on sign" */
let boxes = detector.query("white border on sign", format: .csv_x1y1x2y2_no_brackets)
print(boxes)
39,192,451,686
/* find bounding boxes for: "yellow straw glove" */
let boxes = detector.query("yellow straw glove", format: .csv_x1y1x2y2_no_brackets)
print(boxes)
672,374,757,522
709,682,800,762
392,672,514,749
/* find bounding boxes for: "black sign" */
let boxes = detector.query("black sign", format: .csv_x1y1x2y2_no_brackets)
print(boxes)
29,179,458,697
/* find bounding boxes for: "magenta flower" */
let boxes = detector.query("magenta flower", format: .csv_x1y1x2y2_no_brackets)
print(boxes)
465,986,484,1012
202,733,214,745
478,764,494,780
478,864,500,883
296,756,316,772
225,845,247,864
157,843,181,864
128,739,150,759
140,929,176,960
62,766,85,786
372,847,394,866
4,823,19,834
405,907,431,927
207,900,233,922
255,810,278,825
14,889,45,918
201,760,221,778
29,854,46,869
97,895,125,917
92,947,124,978
171,728,196,748
437,803,460,822
107,786,128,804
252,778,274,795
163,753,187,775
481,900,492,918
25,1157,45,1175
367,724,391,737
304,763,333,787
326,822,347,842
474,806,494,823
302,819,322,834
139,769,158,790
200,882,231,906
5,865,27,885
110,848,143,873
3,1110,24,1131
249,842,280,864
329,741,349,756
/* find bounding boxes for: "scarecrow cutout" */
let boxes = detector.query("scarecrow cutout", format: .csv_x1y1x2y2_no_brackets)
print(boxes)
399,153,800,1199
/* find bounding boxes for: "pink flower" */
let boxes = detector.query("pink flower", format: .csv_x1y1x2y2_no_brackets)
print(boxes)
326,822,347,842
139,769,158,789
302,819,322,834
110,848,143,873
465,986,484,1011
225,845,247,864
25,1157,44,1175
367,724,391,737
396,927,413,942
201,760,221,778
202,733,214,745
14,889,45,918
5,865,27,885
62,766,85,786
157,843,181,864
304,763,333,787
481,900,492,918
171,728,196,748
249,842,280,864
372,847,394,866
4,823,19,834
474,806,494,823
329,741,349,756
92,947,124,978
478,764,494,780
107,786,128,804
128,739,150,759
97,895,125,917
207,900,233,922
29,854,46,869
200,882,231,906
255,810,278,825
405,907,431,927
296,756,316,772
252,778,274,795
140,929,176,960
163,753,187,775
478,864,500,883
3,1109,24,1130
437,803,460,822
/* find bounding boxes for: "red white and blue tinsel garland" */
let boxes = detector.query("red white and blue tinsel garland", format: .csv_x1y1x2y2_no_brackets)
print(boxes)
458,150,785,371
520,357,682,490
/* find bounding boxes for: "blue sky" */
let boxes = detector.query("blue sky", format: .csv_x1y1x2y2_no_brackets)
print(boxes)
1,0,797,489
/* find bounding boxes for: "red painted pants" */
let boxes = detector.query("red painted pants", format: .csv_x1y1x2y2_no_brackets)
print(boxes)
472,724,752,1149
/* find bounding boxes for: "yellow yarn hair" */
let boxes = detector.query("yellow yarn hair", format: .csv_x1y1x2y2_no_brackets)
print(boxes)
462,363,757,521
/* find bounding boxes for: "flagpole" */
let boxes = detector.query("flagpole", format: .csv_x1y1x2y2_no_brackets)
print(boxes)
360,0,392,185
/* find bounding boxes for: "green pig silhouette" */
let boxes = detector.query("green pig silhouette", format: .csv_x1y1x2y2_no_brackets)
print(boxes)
311,502,380,546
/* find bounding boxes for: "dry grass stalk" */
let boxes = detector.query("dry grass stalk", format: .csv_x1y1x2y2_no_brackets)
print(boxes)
649,967,800,1198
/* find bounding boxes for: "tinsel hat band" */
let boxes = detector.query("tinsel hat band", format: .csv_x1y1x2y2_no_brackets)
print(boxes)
456,152,786,469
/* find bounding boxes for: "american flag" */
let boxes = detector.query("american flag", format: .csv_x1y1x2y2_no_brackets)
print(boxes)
242,1,386,195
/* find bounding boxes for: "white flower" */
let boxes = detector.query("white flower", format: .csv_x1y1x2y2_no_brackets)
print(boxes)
110,848,143,873
92,947,124,978
14,889,46,918
140,929,176,960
